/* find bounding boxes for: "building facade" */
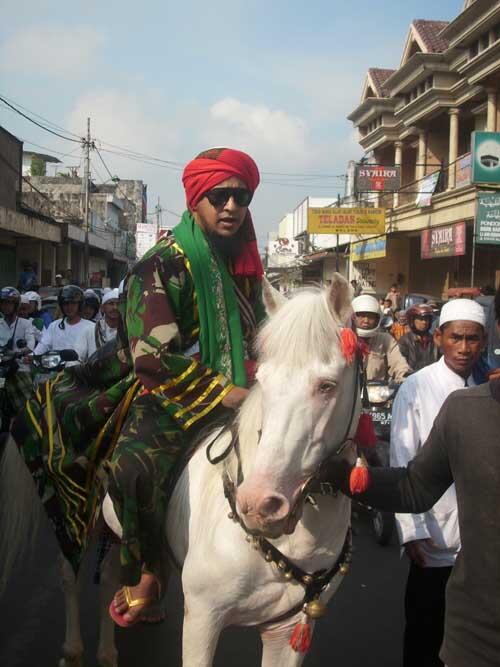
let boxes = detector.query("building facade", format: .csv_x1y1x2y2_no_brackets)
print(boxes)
21,175,139,286
348,0,500,297
0,126,64,287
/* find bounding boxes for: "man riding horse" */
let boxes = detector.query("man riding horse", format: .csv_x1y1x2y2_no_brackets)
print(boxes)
12,147,266,627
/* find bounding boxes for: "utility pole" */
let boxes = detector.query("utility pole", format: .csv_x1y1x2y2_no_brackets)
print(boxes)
156,196,161,240
82,117,92,286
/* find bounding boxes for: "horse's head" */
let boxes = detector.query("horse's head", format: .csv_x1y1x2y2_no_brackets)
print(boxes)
235,274,359,538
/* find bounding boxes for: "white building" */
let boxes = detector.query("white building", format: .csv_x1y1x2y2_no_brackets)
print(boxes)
136,223,158,259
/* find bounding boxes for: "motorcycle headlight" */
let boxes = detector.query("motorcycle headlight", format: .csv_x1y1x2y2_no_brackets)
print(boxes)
367,385,395,404
41,354,62,370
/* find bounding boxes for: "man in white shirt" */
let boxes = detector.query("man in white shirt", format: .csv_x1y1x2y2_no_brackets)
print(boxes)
34,285,94,364
75,288,120,363
390,298,487,667
0,287,36,351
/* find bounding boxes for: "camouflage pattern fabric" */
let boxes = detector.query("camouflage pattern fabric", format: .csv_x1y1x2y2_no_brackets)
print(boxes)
12,234,265,584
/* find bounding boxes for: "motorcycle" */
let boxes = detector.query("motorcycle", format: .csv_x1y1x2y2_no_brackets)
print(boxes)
359,380,400,546
0,338,29,433
31,349,79,387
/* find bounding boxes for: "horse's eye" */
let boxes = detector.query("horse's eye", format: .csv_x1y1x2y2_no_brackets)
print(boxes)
318,381,337,394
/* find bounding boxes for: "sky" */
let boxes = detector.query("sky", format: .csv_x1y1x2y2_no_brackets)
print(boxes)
0,0,464,248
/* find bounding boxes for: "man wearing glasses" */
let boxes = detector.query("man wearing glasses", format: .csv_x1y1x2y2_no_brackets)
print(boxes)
13,147,266,627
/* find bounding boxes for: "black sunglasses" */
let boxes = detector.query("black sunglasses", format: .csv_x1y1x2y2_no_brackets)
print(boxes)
204,187,253,208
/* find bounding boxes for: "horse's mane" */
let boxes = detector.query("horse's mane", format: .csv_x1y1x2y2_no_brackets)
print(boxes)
194,287,345,509
256,287,341,369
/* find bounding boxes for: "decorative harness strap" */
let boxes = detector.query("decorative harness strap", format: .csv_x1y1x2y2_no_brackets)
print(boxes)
206,353,361,639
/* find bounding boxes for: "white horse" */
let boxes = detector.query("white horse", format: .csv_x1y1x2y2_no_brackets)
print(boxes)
1,275,360,667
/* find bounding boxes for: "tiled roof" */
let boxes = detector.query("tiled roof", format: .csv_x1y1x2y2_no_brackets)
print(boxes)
412,19,450,53
368,68,396,97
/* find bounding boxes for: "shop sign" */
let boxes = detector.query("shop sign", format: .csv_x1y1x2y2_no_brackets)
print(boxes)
267,236,300,268
455,153,472,188
308,207,385,235
355,165,401,192
351,235,387,262
472,131,500,185
476,193,500,245
416,171,440,207
421,222,466,259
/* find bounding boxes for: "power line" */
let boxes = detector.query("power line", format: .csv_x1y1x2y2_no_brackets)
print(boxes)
0,92,82,139
1,93,350,179
94,145,138,211
0,95,81,143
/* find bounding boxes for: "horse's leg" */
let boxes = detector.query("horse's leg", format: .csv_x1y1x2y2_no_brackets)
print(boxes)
260,615,315,667
181,597,225,667
96,542,120,667
59,555,84,667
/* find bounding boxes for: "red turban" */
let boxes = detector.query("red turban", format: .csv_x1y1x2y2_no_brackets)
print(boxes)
182,148,263,279
182,147,260,210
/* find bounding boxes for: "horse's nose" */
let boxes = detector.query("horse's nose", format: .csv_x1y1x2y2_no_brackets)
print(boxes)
256,494,290,522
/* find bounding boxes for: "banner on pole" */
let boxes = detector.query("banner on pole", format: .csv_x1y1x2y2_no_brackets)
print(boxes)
416,171,440,207
476,193,500,245
307,207,385,235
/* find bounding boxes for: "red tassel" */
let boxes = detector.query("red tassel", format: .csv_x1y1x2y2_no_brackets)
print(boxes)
349,457,370,494
340,328,358,365
290,620,312,653
355,413,377,448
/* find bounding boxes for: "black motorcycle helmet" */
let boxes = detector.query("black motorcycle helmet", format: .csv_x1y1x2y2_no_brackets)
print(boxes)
58,285,84,329
82,289,101,321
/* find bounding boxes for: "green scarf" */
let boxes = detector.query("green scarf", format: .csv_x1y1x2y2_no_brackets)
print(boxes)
173,211,247,387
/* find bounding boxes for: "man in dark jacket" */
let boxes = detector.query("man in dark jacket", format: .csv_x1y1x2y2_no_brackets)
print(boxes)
324,286,500,667
398,303,438,372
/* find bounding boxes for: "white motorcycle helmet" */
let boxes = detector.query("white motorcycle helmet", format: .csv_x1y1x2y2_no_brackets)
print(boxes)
24,290,42,312
352,294,382,338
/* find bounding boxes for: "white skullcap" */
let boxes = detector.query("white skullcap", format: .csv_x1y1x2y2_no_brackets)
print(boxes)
103,287,112,294
102,288,120,305
20,294,30,304
439,298,486,328
352,294,381,315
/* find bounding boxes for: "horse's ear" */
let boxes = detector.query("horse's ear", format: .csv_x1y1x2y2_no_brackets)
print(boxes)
261,277,287,316
326,273,353,325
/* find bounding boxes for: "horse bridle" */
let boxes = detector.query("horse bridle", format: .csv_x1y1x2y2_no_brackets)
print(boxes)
206,356,360,624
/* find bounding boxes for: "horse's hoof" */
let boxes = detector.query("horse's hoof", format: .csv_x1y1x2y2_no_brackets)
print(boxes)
59,657,82,667
97,656,118,667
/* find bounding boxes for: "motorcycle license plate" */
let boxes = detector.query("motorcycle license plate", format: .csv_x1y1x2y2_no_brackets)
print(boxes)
0,378,6,388
371,411,391,425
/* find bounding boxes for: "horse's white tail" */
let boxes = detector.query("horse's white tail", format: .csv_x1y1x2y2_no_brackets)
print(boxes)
0,436,45,593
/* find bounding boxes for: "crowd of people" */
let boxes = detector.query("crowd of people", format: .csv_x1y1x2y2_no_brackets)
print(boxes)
2,146,499,667
0,284,121,422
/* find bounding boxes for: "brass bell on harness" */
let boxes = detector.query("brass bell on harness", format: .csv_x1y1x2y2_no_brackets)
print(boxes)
304,599,327,619
340,563,350,575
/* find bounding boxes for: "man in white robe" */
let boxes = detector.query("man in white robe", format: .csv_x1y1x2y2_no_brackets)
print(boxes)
390,298,487,667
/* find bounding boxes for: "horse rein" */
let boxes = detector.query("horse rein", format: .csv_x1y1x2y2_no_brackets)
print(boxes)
206,356,361,625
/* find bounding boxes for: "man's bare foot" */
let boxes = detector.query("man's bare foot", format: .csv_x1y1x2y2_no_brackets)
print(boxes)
112,571,159,624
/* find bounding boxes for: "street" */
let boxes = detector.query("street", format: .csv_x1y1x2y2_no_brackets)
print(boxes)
0,512,408,667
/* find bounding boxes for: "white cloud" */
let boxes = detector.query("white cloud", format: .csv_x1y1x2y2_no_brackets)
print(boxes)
206,98,310,164
64,90,344,245
0,24,105,77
